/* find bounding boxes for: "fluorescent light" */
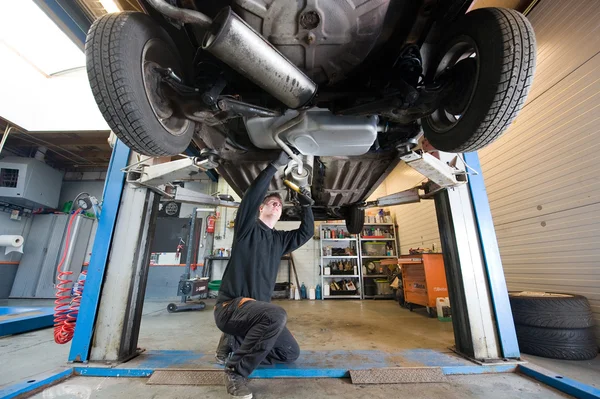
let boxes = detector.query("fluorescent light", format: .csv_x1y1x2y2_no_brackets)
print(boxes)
99,0,121,13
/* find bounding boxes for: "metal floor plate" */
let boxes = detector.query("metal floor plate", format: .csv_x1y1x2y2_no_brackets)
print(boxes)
147,370,224,385
350,367,448,384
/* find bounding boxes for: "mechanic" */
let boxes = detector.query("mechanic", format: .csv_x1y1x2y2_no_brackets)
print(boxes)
213,151,314,398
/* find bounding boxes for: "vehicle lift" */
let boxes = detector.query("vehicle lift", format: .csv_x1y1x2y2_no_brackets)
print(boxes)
66,139,518,371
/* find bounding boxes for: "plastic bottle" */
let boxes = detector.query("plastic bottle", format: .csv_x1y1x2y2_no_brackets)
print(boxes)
300,282,307,299
316,284,322,300
289,283,295,300
436,297,452,321
323,283,330,297
295,287,301,300
308,287,316,300
353,265,358,275
71,271,87,297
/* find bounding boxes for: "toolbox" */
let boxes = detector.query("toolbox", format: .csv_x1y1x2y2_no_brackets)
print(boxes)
400,254,448,316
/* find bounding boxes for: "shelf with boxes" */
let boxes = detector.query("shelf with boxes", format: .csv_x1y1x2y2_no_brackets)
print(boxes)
319,223,361,299
360,209,399,299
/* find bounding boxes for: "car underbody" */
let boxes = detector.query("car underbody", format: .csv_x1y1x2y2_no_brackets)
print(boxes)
87,0,536,229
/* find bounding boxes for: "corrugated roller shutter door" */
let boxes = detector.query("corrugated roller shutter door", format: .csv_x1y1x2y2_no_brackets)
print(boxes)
479,0,600,345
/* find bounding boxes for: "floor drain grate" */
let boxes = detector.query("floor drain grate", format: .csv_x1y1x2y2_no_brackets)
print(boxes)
350,367,448,384
147,370,224,385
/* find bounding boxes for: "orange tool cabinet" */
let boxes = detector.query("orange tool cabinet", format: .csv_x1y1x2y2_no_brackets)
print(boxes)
400,254,448,316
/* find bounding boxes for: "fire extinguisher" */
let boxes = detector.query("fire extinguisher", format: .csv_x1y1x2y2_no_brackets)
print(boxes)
207,215,216,234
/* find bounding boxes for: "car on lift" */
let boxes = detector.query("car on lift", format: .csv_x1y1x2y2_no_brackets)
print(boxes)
86,0,536,233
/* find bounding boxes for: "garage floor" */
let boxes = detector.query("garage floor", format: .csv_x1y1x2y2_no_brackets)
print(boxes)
1,298,598,398
29,374,570,399
137,299,455,352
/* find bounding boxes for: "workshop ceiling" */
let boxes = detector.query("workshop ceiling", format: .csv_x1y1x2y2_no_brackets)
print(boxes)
1,118,111,172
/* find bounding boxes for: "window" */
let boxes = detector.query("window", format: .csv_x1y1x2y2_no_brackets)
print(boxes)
0,168,19,188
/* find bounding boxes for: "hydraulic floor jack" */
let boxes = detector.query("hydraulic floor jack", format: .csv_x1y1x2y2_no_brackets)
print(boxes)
167,207,208,313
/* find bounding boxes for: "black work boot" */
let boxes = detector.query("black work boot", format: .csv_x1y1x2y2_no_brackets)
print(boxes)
215,333,231,364
224,367,252,398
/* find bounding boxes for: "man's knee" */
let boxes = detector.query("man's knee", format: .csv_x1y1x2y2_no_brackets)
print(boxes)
285,341,300,362
268,307,288,329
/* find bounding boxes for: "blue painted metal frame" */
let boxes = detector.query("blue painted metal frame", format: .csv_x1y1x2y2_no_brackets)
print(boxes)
0,369,72,399
3,356,599,399
464,152,520,359
37,0,87,47
0,307,54,337
74,367,154,378
68,140,130,362
518,365,600,399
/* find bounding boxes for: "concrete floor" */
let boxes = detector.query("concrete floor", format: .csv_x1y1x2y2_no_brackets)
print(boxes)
1,298,598,398
29,374,570,399
137,299,455,353
521,354,600,389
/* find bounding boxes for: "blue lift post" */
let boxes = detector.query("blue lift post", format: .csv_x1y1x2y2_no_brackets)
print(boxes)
464,152,520,359
68,140,130,362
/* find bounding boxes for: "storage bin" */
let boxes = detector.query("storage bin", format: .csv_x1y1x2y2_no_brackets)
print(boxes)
363,242,387,256
375,279,392,296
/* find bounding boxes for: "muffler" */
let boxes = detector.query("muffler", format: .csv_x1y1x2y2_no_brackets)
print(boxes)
146,1,317,109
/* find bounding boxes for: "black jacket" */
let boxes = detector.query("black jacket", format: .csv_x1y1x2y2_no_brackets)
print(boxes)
217,164,314,303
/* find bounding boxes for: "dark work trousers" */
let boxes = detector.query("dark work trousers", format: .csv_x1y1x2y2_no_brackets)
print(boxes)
214,297,300,377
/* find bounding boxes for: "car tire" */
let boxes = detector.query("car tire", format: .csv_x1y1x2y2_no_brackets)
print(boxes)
509,292,594,329
515,325,598,361
345,205,365,235
86,13,194,156
423,8,536,152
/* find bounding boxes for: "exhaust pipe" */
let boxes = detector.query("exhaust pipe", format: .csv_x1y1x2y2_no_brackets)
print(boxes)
146,1,317,109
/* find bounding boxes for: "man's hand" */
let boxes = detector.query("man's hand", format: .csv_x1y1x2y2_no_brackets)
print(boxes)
298,187,314,207
271,151,291,169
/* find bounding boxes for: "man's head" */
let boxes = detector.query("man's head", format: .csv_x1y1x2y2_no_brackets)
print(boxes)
259,193,283,227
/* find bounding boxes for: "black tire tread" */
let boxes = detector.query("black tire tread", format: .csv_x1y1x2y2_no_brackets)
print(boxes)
345,206,365,235
509,293,594,329
86,13,191,156
516,325,598,361
424,8,536,152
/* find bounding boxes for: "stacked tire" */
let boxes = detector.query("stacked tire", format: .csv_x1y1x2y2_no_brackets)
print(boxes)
509,292,598,360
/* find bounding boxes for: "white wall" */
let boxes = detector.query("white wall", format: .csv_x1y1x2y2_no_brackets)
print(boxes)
59,180,105,210
368,163,441,255
0,211,31,262
275,221,320,289
0,211,32,297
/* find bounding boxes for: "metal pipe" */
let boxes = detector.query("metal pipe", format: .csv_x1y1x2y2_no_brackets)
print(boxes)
273,112,305,174
203,7,316,109
0,125,15,155
145,0,212,28
217,98,281,117
183,208,198,284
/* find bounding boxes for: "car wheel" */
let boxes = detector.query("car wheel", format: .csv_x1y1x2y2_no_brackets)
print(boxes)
86,13,194,156
345,205,365,235
509,291,594,329
423,8,536,152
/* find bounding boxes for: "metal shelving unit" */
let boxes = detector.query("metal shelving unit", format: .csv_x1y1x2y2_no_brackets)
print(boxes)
359,218,399,299
320,223,361,300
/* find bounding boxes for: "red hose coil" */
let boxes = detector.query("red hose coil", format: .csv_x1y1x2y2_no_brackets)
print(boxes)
54,209,83,344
